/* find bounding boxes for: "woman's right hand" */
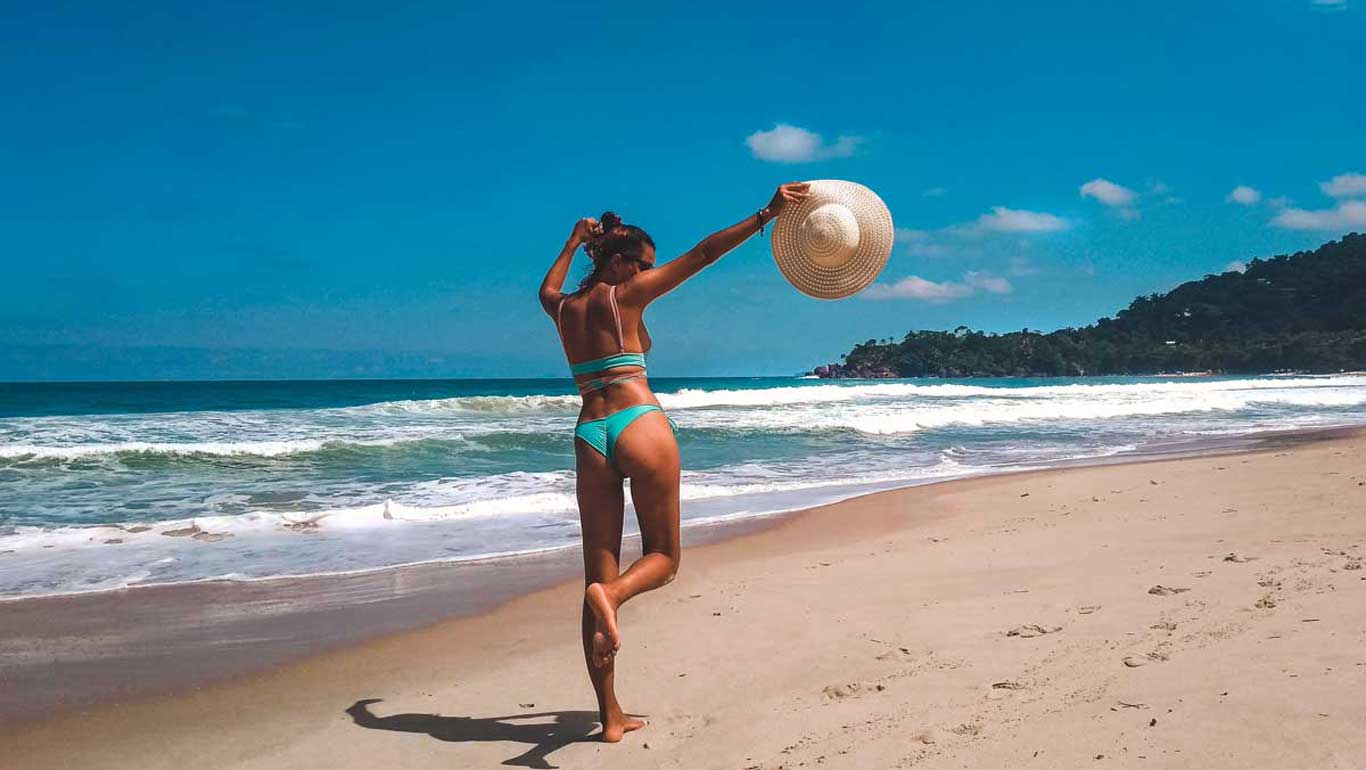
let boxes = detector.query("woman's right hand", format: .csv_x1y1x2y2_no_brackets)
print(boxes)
765,182,812,219
571,217,602,245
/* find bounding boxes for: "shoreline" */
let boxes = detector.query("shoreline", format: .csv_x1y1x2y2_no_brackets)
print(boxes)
0,425,1358,731
4,428,1365,768
4,421,1356,606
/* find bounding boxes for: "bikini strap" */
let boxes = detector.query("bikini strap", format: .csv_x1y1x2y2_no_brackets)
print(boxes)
609,285,624,353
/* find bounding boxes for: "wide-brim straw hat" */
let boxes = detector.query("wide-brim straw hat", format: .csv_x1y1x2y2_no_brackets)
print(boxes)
770,179,894,300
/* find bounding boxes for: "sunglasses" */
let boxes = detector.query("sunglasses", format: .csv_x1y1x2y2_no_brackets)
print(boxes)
621,253,653,270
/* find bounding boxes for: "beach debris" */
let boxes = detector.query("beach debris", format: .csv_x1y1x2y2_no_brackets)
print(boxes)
992,680,1025,690
519,702,535,708
1123,652,1169,668
1147,585,1190,596
1255,595,1277,609
822,683,865,699
1007,624,1062,638
1149,621,1178,631
1116,701,1148,709
1020,492,1030,497
1301,618,1321,623
1149,718,1158,727
1223,553,1255,563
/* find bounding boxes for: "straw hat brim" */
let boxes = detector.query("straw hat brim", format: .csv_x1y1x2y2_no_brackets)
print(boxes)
770,179,894,300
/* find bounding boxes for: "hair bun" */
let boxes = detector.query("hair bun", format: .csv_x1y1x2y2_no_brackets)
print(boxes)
599,211,623,231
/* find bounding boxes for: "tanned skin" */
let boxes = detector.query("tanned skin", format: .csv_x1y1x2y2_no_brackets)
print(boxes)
537,183,811,741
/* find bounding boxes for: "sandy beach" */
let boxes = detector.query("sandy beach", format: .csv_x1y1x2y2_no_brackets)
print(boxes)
5,431,1366,769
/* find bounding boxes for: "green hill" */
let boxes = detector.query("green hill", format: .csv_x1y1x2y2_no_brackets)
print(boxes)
818,233,1366,378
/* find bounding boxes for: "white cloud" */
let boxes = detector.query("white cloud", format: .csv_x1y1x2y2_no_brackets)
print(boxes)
922,187,946,197
745,123,862,163
963,271,1014,294
1118,208,1141,221
1007,257,1040,277
863,276,973,302
1268,195,1292,209
1321,172,1366,198
973,206,1069,233
1079,178,1136,206
1270,200,1366,230
1226,185,1262,206
1224,260,1248,273
864,271,1013,301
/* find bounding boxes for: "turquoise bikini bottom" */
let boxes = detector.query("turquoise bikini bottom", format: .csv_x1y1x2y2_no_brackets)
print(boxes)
574,404,677,467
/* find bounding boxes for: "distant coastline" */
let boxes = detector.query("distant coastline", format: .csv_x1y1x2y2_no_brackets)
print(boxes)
817,234,1366,379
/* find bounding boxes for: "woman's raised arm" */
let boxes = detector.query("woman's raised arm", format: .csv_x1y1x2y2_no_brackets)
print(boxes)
619,183,810,307
538,218,599,316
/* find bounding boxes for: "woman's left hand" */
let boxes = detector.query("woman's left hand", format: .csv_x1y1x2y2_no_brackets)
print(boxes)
571,217,602,245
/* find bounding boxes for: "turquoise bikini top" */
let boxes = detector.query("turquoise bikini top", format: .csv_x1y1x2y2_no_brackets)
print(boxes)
556,285,648,394
568,352,647,376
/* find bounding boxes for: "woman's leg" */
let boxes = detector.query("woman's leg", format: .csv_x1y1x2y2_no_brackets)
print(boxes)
584,411,682,651
574,439,645,742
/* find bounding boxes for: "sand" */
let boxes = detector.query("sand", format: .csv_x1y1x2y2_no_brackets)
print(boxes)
4,433,1366,769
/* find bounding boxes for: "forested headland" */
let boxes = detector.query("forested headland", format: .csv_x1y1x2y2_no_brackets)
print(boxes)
816,233,1366,378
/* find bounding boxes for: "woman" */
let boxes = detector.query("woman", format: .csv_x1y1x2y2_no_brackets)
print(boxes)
537,182,810,742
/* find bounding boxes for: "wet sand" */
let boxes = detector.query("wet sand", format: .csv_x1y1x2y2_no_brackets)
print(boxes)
4,430,1366,768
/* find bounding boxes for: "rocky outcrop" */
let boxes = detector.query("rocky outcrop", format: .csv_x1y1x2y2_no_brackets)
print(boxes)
811,363,898,379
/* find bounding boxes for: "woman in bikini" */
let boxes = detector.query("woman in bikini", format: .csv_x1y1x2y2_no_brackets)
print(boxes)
537,182,810,742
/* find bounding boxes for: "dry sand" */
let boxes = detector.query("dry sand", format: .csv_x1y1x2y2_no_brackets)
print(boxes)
5,433,1366,769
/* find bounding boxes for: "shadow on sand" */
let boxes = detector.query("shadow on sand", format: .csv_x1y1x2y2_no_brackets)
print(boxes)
345,698,635,769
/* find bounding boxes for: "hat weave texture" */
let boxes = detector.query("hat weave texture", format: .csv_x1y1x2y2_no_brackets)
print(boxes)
770,179,893,300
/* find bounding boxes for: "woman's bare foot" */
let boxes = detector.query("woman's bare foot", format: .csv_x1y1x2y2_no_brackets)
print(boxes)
601,715,647,743
585,582,620,667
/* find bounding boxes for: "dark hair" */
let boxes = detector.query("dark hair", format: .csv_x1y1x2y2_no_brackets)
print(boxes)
578,211,655,291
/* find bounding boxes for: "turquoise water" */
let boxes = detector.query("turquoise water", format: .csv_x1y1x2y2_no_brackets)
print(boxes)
3,374,1365,598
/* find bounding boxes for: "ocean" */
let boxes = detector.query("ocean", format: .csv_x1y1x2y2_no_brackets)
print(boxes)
2,374,1365,599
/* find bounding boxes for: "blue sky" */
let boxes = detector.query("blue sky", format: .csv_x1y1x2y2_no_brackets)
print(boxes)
1,1,1362,381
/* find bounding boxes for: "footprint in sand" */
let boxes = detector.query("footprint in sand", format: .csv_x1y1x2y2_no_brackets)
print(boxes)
1255,595,1277,609
1007,624,1062,638
822,682,885,699
1076,605,1102,615
1148,585,1191,596
1223,553,1256,563
1123,652,1169,668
